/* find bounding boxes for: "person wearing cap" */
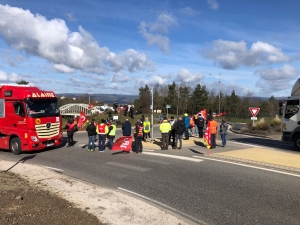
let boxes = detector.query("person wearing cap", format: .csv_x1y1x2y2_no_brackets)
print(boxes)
97,119,108,152
160,116,172,150
122,118,132,136
86,119,97,152
196,113,205,138
106,120,116,150
183,113,190,140
133,119,143,153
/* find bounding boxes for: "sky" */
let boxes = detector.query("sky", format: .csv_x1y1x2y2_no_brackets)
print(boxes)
0,0,299,98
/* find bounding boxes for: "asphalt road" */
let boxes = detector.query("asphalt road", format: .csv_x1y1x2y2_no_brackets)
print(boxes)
1,125,300,224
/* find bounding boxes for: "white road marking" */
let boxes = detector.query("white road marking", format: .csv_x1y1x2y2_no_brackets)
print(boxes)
118,187,208,225
143,149,154,152
193,156,300,178
227,141,272,149
107,162,150,172
142,152,203,162
43,166,64,172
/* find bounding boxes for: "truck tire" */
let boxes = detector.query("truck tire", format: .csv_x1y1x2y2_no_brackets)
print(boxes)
293,134,300,151
10,137,22,155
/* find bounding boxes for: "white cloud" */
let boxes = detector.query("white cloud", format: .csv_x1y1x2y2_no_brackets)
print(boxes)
254,65,299,94
181,7,200,16
138,12,177,53
53,64,75,73
110,72,130,83
207,0,219,10
0,70,19,82
255,64,298,81
0,4,153,75
176,68,205,84
203,39,290,70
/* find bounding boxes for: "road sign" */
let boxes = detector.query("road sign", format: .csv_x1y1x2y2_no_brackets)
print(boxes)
166,105,171,109
249,107,260,117
251,117,257,120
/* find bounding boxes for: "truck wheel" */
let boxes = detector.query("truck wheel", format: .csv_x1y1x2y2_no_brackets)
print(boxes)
293,134,300,151
10,137,22,155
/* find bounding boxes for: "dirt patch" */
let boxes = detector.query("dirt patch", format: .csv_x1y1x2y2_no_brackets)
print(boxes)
0,161,190,225
0,171,103,225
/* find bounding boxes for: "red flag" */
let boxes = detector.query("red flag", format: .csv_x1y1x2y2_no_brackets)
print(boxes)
216,112,227,117
88,104,94,109
111,136,133,152
199,108,207,120
77,111,89,129
203,121,211,149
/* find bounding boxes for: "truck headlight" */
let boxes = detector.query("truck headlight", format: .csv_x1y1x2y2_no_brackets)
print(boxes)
31,136,39,142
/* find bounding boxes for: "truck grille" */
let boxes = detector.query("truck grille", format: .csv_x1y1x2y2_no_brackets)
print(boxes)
35,122,60,138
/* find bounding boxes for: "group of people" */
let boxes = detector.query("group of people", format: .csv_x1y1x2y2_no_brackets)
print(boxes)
86,119,117,152
121,116,152,154
113,101,135,119
159,113,228,150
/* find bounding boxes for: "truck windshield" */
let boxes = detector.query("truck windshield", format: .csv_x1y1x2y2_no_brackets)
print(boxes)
26,101,60,118
285,99,299,119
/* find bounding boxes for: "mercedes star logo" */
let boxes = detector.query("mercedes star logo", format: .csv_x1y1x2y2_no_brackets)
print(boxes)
46,122,51,129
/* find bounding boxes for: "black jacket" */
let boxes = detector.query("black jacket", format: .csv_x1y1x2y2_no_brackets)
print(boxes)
122,121,132,136
196,117,205,128
86,123,97,136
174,120,185,135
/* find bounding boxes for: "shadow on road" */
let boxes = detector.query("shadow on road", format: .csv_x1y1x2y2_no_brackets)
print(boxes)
1,154,37,172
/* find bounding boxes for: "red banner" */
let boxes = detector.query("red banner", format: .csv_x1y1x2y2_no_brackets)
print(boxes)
203,122,211,149
111,136,133,152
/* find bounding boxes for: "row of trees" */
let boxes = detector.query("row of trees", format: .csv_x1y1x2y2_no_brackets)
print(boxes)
134,82,280,118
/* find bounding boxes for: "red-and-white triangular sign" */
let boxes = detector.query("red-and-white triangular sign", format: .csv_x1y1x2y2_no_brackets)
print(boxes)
249,107,260,117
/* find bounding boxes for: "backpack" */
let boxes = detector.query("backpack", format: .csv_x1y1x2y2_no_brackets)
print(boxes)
220,124,223,132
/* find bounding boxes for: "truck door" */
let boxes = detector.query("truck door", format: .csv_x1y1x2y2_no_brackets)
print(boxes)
12,102,27,129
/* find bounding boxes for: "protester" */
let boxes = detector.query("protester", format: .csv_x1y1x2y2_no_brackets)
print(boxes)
168,116,176,148
106,120,117,150
122,118,132,136
160,116,172,150
209,117,218,148
97,119,108,152
133,119,143,153
220,118,228,147
183,113,190,140
193,113,199,137
143,117,151,142
86,119,97,152
113,101,118,114
129,106,134,119
196,113,205,138
123,104,128,117
64,119,77,147
174,117,185,149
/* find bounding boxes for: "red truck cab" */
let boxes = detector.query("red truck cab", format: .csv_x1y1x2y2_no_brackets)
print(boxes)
0,84,63,154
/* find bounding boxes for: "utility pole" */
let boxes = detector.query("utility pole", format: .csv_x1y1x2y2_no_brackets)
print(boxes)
151,87,154,142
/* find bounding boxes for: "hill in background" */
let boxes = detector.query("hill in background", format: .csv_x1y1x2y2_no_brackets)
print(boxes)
57,93,139,105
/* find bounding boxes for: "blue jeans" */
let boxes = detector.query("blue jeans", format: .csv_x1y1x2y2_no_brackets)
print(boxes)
88,135,95,150
185,127,189,140
193,126,198,135
221,133,227,146
98,134,106,151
